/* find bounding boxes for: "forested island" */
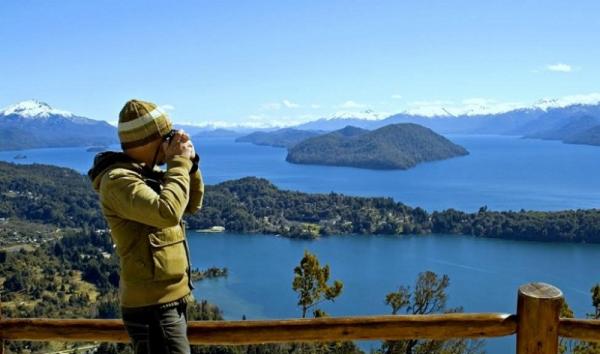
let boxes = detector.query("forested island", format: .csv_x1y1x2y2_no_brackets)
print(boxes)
286,124,469,170
1,161,600,243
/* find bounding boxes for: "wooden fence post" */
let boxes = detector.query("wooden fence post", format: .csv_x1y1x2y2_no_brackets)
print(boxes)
1,294,4,354
516,283,563,354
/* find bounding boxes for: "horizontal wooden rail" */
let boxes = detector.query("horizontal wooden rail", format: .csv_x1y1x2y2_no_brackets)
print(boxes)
0,313,517,345
559,318,600,342
2,283,600,354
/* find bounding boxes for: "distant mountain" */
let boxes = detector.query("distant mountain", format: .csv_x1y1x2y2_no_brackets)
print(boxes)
173,124,214,136
192,128,243,139
291,102,600,139
286,123,468,170
0,100,118,151
294,110,387,131
564,125,600,146
523,115,600,140
236,128,325,148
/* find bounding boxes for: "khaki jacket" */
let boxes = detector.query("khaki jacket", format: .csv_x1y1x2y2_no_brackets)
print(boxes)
89,152,203,308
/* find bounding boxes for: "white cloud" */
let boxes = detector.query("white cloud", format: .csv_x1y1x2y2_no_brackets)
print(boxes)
391,94,403,100
545,63,573,73
261,102,282,110
310,104,321,109
337,100,367,109
261,99,301,110
160,104,175,111
282,99,300,108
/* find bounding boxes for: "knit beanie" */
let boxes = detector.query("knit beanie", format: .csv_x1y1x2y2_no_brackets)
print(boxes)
118,99,173,150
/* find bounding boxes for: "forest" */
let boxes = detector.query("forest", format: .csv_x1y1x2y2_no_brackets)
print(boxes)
1,161,600,243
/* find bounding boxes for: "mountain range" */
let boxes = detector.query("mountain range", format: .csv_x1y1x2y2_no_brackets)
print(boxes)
0,100,118,151
4,97,600,151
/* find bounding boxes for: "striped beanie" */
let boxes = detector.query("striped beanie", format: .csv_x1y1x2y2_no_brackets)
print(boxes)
118,99,173,150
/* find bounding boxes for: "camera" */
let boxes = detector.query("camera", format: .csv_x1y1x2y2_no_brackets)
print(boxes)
163,129,178,145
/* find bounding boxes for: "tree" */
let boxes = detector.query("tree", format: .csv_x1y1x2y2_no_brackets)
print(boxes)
591,284,600,319
4,272,25,292
569,285,600,354
380,271,484,354
292,250,343,318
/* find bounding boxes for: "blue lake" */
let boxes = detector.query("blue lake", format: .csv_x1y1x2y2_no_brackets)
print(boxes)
187,232,600,353
2,135,600,212
2,135,600,353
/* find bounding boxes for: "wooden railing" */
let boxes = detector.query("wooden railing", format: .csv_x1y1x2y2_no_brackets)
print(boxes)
1,283,599,354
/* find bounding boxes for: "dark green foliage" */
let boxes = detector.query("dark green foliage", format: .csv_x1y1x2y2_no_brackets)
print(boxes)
0,228,226,353
187,299,224,321
0,161,106,229
3,161,600,242
380,271,484,354
431,208,600,243
4,272,25,292
185,177,423,238
292,250,343,318
286,124,468,170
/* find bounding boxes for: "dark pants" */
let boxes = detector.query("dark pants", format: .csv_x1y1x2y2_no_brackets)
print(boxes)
122,302,190,354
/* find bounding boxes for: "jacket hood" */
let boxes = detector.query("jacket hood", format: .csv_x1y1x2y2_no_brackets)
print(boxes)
88,151,139,192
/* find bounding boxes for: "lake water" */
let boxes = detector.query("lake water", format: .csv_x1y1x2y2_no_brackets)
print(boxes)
2,135,600,353
188,232,600,353
2,135,600,212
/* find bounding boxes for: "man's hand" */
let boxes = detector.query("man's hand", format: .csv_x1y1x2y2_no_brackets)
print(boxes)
163,130,195,160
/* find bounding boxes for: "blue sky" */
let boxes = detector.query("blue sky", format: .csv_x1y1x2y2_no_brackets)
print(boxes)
1,0,599,127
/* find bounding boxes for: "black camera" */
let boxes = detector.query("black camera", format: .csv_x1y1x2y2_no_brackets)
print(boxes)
163,129,177,145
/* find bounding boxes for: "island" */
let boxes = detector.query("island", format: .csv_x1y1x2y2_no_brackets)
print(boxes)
286,123,469,170
235,128,323,148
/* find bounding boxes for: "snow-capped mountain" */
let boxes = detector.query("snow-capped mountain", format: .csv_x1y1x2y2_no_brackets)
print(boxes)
1,100,74,118
327,109,389,121
292,95,600,135
0,100,118,151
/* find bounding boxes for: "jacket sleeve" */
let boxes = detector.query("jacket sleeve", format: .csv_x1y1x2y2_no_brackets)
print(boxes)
185,167,204,214
104,156,193,229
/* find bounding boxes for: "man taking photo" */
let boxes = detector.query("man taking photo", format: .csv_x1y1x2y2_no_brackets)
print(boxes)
88,99,203,354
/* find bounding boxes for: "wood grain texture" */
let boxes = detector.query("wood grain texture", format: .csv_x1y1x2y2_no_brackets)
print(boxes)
516,283,563,354
0,296,3,354
559,318,600,342
0,313,517,344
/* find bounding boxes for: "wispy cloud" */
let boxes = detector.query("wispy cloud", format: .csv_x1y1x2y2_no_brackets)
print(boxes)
391,94,403,100
261,102,282,110
545,63,573,73
262,99,301,110
282,99,300,108
337,100,366,109
160,104,175,111
310,104,321,109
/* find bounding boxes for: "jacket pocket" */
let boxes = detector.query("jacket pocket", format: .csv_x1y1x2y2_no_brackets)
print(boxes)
148,226,188,281
121,238,153,282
